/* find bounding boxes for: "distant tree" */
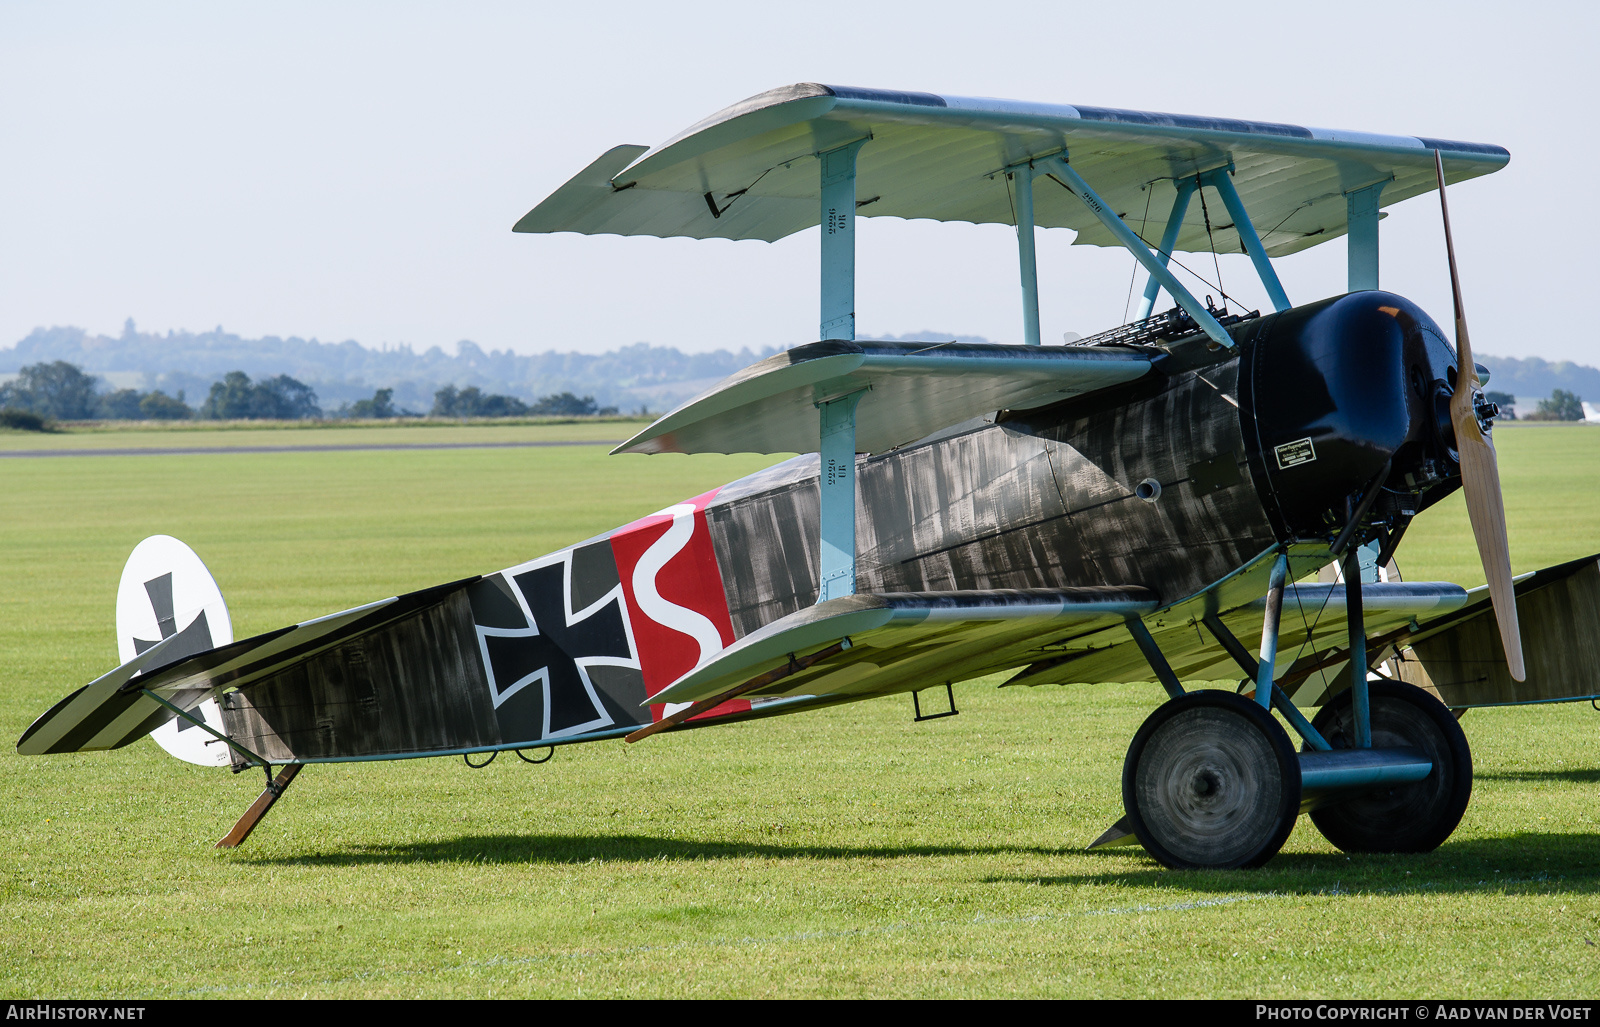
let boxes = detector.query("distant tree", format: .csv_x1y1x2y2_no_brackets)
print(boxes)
200,371,259,419
472,391,530,417
529,391,597,416
200,371,320,419
431,384,528,418
1484,390,1516,420
430,384,462,417
97,388,148,420
347,388,396,419
1526,388,1585,422
0,361,100,420
258,374,320,419
140,390,191,420
0,408,50,432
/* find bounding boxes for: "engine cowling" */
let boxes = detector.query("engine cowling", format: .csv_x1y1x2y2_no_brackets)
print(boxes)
1235,291,1462,544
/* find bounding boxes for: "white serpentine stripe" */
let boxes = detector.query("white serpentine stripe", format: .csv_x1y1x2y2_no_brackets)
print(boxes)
632,505,728,711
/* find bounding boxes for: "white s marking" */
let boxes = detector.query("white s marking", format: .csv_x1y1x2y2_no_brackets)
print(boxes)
632,503,727,669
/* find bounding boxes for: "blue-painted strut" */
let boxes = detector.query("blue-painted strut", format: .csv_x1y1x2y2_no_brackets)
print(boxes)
1345,179,1388,293
1200,611,1331,751
1044,155,1233,351
1255,553,1290,710
1009,164,1041,346
816,389,864,603
1200,167,1291,312
1135,177,1195,321
819,138,868,341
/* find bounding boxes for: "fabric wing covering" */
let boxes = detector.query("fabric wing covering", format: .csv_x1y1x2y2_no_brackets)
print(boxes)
648,579,1476,710
614,339,1153,456
515,83,1508,257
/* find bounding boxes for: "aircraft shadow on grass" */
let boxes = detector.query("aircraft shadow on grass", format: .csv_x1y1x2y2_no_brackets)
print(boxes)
245,834,1074,868
988,832,1600,895
1474,768,1600,785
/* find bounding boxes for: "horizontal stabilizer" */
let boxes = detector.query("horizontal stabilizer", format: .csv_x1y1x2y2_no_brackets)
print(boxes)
17,578,477,757
18,625,229,756
615,340,1152,456
646,587,1159,708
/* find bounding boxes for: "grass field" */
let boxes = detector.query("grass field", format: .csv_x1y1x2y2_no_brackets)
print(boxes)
2,420,1599,998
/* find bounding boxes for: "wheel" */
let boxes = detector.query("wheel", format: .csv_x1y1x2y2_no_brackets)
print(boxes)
1306,679,1472,853
1122,690,1302,869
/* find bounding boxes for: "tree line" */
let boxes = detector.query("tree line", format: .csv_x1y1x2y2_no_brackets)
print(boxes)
0,361,620,426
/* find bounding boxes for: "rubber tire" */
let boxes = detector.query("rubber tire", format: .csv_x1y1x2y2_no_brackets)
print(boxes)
1306,680,1472,853
1123,690,1302,870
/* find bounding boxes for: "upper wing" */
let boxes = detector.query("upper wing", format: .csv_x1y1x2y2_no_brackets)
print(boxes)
516,82,1508,257
613,339,1152,456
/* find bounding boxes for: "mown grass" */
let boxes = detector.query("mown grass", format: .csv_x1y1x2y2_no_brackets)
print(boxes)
2,422,1599,998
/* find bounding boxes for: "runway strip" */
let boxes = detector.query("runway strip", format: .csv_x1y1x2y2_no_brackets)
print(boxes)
0,439,627,458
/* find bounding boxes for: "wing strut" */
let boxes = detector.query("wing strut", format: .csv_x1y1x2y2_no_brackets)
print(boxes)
1346,178,1389,291
1043,155,1234,350
818,390,865,602
1200,609,1331,751
816,139,870,601
1134,177,1196,320
819,137,868,341
1201,167,1291,312
1007,163,1042,345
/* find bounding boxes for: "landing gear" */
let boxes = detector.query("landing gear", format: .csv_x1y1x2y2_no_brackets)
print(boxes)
1306,679,1472,853
1122,690,1302,869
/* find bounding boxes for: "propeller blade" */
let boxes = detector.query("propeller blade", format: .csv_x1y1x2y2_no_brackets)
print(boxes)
1436,150,1526,681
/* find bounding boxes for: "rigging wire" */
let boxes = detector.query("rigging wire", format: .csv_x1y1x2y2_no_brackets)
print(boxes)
1195,173,1228,310
1123,184,1156,322
1284,563,1343,699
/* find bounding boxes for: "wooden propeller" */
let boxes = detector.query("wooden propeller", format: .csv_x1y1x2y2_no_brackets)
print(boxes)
1435,150,1526,681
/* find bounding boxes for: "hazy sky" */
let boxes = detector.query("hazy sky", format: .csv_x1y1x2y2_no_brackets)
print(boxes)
2,1,1594,361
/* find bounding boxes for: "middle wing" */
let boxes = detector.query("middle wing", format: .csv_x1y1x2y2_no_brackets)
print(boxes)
614,339,1153,456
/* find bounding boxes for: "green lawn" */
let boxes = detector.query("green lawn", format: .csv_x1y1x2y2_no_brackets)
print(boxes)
2,421,1598,998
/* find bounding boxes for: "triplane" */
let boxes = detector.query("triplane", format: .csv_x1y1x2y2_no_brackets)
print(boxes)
22,84,1600,869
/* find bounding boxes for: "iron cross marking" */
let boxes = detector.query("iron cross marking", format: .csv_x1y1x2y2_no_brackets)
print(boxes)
479,561,632,737
130,572,215,732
